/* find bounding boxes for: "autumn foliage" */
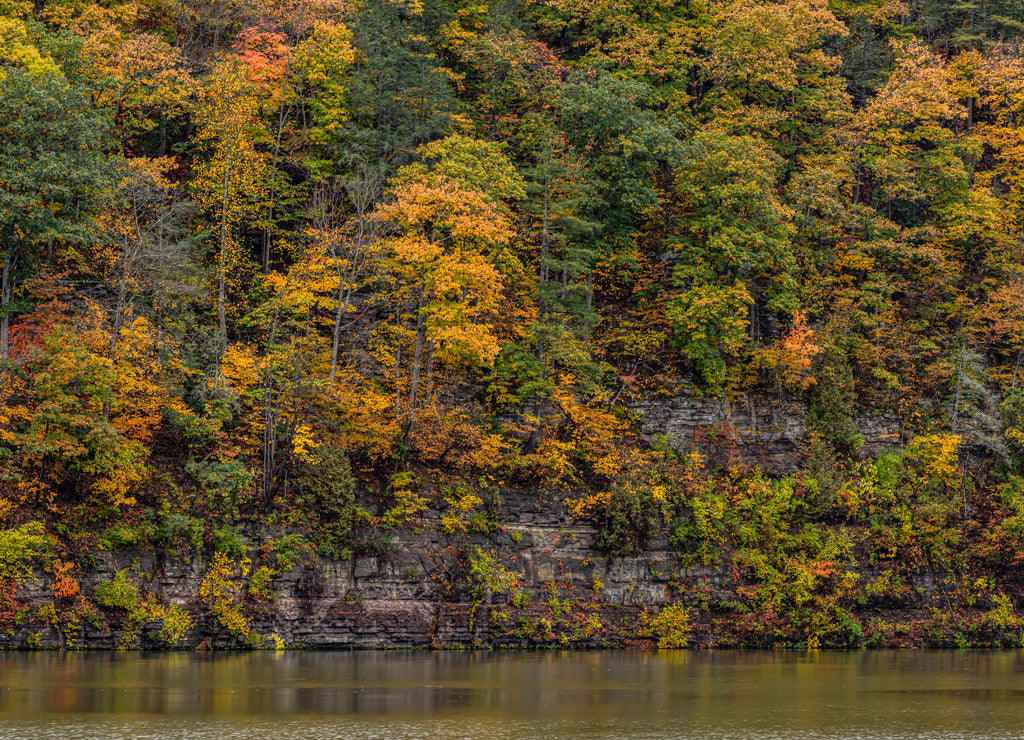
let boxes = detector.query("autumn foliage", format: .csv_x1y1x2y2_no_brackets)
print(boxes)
1,0,1024,648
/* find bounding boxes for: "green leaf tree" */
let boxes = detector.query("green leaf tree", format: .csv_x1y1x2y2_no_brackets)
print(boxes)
0,67,109,361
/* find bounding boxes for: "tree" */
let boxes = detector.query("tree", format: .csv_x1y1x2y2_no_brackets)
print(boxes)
335,0,455,172
439,23,564,142
0,328,150,512
0,67,109,362
233,11,356,269
666,129,796,391
372,135,524,424
557,68,678,313
190,57,271,349
93,157,197,419
829,0,911,106
308,168,385,383
848,41,973,227
293,19,358,181
521,115,601,396
702,0,850,154
806,344,862,455
527,0,702,111
81,27,192,156
0,16,60,78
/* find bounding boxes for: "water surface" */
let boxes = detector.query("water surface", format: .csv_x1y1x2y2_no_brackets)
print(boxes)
0,650,1023,739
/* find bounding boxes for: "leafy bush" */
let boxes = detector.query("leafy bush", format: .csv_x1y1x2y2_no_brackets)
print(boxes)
199,552,259,644
50,560,80,599
157,603,193,645
381,471,428,529
94,571,139,610
303,446,356,517
302,447,361,557
0,522,51,582
594,481,664,558
186,455,254,515
469,546,519,598
647,604,690,648
212,525,247,559
806,346,862,455
159,513,205,553
269,533,311,571
98,521,154,551
248,565,277,601
440,484,492,535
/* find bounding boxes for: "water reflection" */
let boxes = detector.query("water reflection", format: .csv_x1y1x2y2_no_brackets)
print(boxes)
2,651,1024,738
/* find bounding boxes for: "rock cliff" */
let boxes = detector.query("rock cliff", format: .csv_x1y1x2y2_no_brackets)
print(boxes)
1,395,1011,651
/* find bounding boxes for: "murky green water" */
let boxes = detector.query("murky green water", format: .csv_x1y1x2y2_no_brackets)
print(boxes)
0,650,1023,739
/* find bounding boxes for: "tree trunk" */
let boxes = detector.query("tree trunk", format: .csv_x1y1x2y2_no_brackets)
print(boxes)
951,348,964,436
262,46,297,274
408,293,425,423
263,382,279,506
218,133,237,350
537,169,550,374
330,224,367,383
103,249,132,423
394,303,403,420
1,248,16,361
329,238,346,383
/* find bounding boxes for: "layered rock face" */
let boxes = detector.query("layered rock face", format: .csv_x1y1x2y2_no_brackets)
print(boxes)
7,488,1004,651
634,394,902,473
2,395,1007,651
12,490,672,649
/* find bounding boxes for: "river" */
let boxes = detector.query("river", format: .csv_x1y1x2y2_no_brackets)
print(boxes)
0,650,1022,739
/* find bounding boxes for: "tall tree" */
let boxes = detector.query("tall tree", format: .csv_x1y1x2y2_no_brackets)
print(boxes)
0,68,109,361
337,0,456,173
190,57,271,350
372,135,525,425
666,129,796,391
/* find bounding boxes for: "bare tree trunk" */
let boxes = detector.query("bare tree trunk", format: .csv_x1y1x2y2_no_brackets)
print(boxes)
329,257,345,382
218,132,237,350
263,380,279,506
0,249,14,361
260,289,292,507
104,253,131,423
538,168,550,376
262,47,297,274
327,173,380,382
951,347,965,437
394,302,403,420
408,292,425,423
749,288,759,343
425,338,434,392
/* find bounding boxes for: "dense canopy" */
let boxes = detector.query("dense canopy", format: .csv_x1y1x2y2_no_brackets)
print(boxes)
3,0,1024,648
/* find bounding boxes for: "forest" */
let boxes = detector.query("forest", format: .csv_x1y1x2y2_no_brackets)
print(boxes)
3,0,1024,649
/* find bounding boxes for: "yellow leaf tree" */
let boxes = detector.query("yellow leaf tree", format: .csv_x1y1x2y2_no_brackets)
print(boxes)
190,57,272,349
372,135,525,424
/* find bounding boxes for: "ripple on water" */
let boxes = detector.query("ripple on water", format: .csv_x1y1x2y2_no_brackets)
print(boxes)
1,650,1023,739
2,718,1024,740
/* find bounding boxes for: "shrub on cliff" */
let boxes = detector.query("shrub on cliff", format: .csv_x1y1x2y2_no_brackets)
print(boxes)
593,480,664,559
806,347,862,456
0,522,51,582
301,446,361,558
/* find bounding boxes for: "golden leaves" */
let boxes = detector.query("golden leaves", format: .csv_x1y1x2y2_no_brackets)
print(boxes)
905,434,962,494
706,0,847,93
0,18,60,79
752,311,822,392
373,136,525,378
